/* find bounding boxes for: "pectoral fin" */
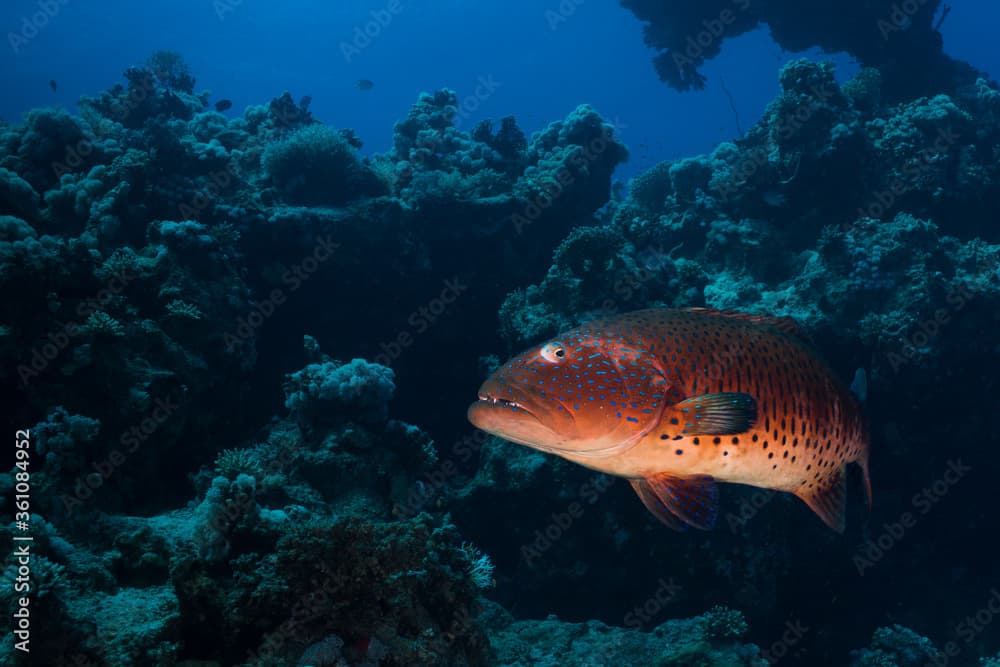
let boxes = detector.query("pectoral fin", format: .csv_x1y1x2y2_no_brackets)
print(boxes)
631,474,719,530
672,393,757,435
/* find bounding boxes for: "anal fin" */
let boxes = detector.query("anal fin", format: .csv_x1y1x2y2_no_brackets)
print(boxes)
631,474,719,530
795,465,847,533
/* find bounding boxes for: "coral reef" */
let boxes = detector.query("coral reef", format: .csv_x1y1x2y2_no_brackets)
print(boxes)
4,49,999,666
487,602,766,666
262,125,386,206
850,625,943,666
484,58,1000,663
284,357,396,426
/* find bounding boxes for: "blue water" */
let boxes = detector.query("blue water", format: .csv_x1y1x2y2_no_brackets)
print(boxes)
0,2,877,180
5,1,997,179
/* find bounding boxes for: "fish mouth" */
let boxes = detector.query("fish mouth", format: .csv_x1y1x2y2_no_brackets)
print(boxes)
476,393,527,411
468,392,568,452
468,390,648,458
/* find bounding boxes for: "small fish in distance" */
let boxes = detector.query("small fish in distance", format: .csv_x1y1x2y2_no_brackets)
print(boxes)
356,79,374,91
468,307,871,533
214,99,233,112
49,79,57,92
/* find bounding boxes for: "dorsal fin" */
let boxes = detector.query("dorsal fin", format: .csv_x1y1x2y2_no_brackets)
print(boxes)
685,307,807,340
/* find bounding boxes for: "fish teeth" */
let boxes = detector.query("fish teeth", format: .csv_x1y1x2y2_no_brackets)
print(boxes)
481,394,516,408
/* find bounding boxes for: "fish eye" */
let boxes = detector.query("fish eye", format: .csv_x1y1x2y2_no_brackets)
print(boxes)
540,342,567,363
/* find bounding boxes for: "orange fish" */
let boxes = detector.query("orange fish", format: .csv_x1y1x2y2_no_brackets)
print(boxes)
468,308,871,532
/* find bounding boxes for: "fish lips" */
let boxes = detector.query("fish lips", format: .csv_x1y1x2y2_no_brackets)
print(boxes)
467,392,571,453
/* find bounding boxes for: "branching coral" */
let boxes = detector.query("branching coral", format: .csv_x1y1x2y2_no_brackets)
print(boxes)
283,358,396,425
262,125,386,206
146,51,196,93
84,311,126,338
164,299,203,320
459,541,496,590
214,447,263,479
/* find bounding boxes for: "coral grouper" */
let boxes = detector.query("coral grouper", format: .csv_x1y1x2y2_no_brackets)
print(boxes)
469,308,871,532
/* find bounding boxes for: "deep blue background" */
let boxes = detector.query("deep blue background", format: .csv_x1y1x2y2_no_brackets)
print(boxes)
1,0,996,181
